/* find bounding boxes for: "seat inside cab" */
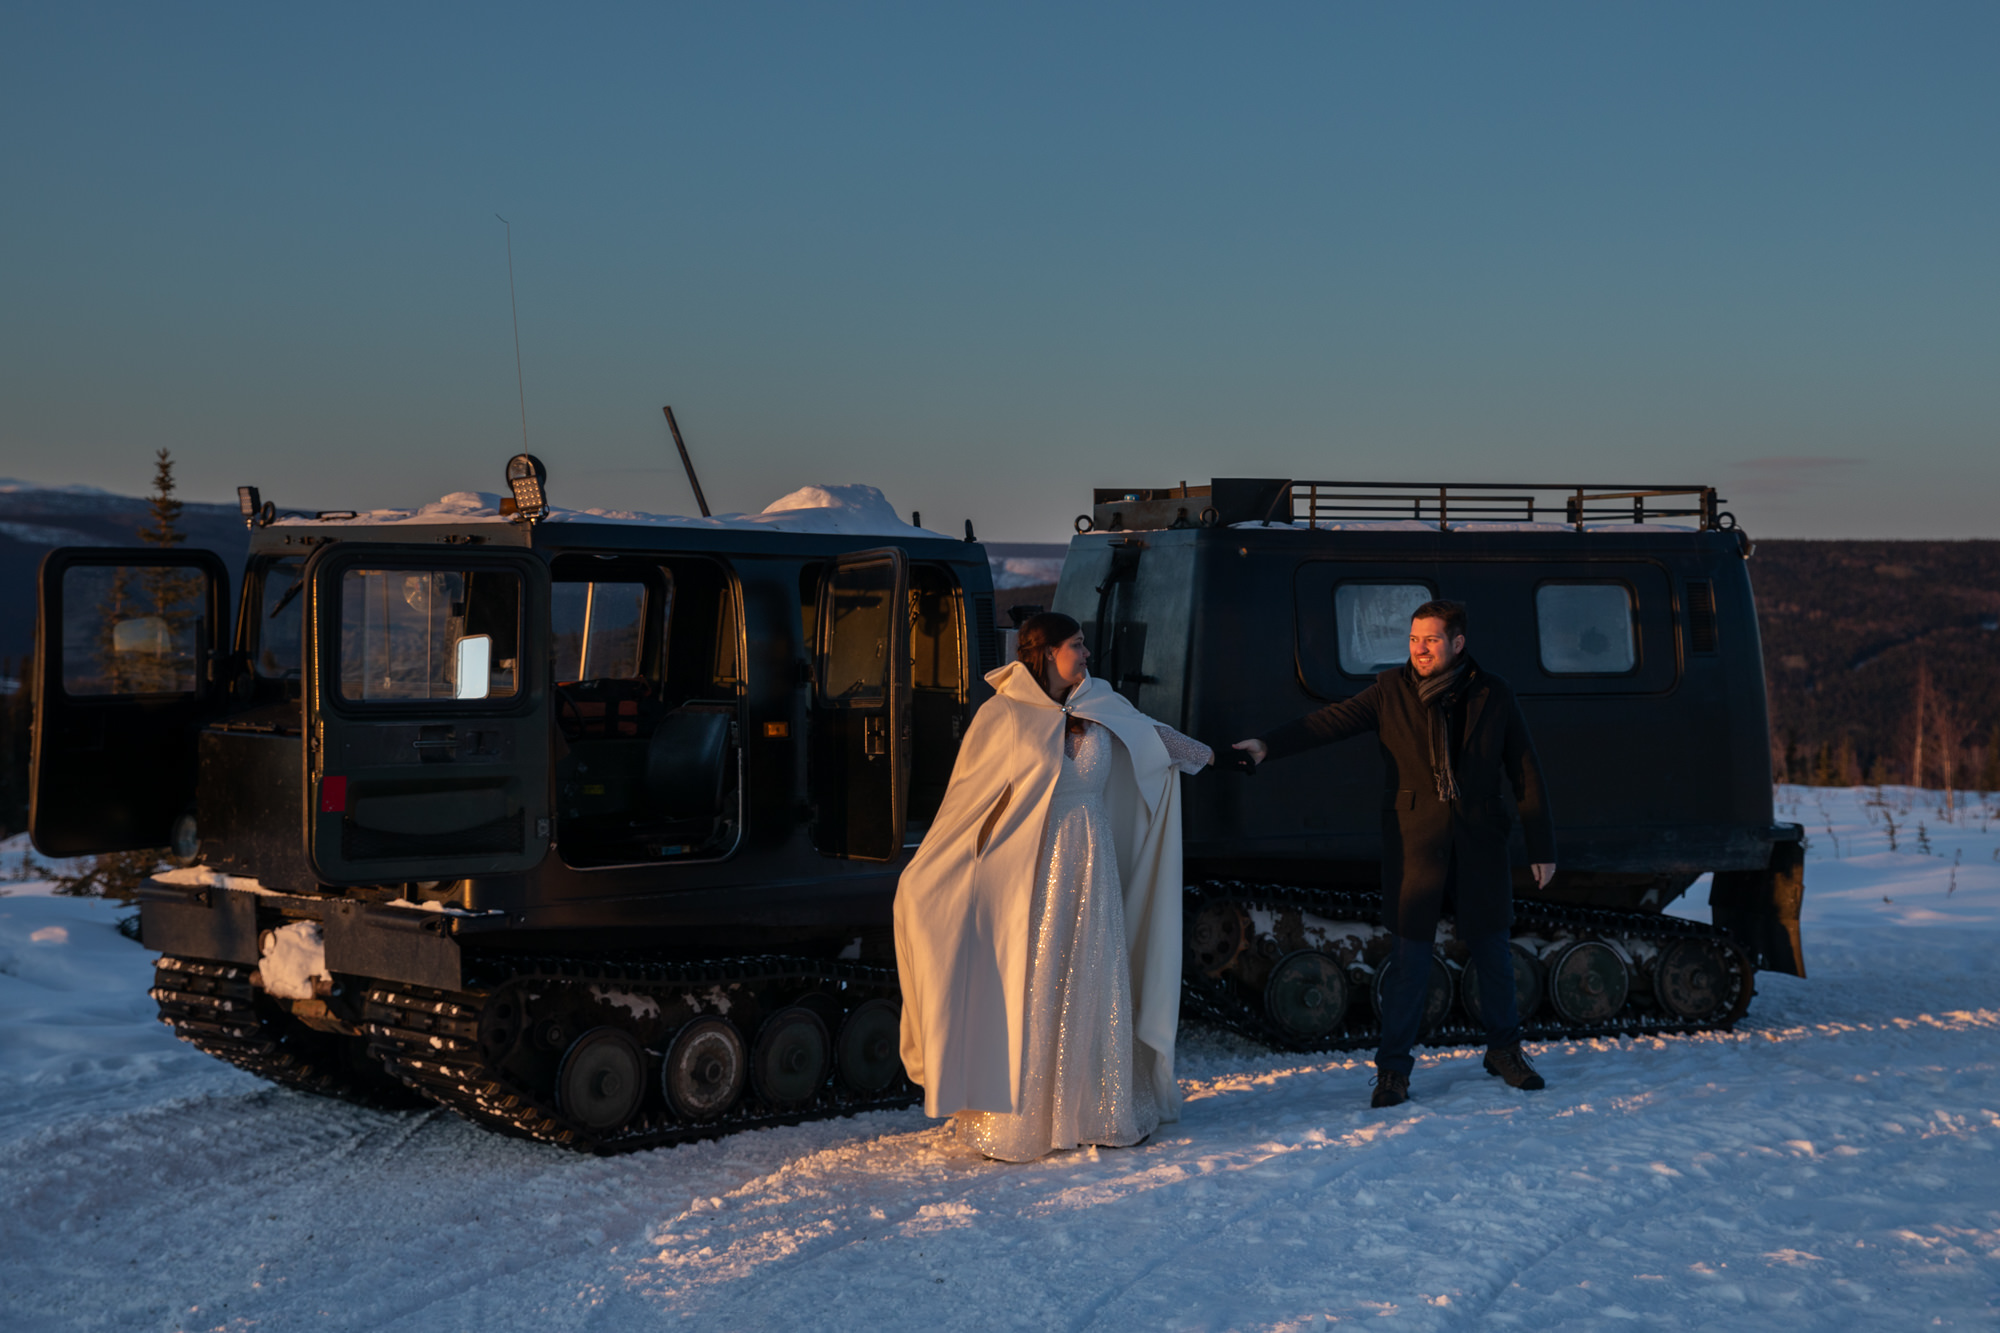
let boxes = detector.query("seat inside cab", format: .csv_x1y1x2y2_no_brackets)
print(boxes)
552,555,741,868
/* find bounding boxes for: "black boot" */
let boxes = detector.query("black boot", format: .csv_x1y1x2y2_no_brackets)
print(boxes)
1370,1070,1410,1108
1484,1045,1545,1090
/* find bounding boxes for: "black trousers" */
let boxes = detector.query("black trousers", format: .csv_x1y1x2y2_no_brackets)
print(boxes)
1376,853,1521,1076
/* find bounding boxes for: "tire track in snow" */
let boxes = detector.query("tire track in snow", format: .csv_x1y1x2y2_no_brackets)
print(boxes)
0,916,1995,1330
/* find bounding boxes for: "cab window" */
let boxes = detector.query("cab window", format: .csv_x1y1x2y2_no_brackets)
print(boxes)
552,580,650,681
337,567,523,703
1536,582,1637,675
907,563,968,834
1334,582,1434,676
256,557,305,681
550,555,740,869
820,555,898,705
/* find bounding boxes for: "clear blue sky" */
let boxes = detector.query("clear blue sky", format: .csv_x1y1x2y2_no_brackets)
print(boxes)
3,2,1995,540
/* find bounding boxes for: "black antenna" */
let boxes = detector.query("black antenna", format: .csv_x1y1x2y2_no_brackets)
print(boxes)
496,215,527,452
662,405,712,517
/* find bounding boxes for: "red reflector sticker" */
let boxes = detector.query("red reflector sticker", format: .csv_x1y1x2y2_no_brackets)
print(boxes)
320,776,348,813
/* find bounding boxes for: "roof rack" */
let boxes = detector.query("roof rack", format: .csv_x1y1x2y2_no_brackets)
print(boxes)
1289,481,1725,532
1086,479,1734,534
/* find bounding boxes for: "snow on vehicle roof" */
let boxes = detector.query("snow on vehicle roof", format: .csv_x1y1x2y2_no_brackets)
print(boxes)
271,483,941,538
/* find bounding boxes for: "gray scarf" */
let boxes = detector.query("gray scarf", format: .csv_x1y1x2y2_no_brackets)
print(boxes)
1412,656,1472,803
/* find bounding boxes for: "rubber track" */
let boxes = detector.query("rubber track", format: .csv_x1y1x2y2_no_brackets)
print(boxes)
150,956,430,1109
1180,879,1757,1053
362,953,921,1154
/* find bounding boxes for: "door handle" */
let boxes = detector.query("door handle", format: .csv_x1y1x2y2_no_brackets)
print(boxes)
413,725,458,761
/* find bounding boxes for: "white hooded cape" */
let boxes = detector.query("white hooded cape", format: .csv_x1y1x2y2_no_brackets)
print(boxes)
894,662,1184,1123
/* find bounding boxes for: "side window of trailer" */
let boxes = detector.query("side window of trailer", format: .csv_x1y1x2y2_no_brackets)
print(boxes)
1334,583,1434,676
1536,582,1637,675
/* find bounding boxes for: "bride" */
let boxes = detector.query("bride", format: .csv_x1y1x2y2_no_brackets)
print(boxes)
894,611,1212,1162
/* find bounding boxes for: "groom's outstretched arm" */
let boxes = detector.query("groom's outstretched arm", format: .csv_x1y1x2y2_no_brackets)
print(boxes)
1232,681,1384,767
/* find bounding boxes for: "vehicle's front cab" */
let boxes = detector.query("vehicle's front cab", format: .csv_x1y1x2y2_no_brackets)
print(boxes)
31,500,997,984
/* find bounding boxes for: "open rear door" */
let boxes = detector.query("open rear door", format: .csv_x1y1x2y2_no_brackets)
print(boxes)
30,547,230,856
302,543,552,885
810,548,911,860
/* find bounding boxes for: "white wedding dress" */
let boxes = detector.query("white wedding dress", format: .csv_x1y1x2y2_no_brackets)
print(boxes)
955,719,1211,1162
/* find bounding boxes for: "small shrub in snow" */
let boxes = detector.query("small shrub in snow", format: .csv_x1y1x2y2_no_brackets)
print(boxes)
48,849,163,901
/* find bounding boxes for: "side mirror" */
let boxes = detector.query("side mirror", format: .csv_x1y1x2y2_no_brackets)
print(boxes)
112,616,173,656
453,634,492,700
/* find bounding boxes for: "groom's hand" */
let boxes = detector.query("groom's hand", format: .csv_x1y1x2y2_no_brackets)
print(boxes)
1224,739,1266,774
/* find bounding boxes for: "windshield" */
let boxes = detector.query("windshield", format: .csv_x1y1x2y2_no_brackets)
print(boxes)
257,558,306,679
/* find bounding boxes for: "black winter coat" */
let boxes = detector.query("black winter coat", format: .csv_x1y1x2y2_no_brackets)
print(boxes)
1259,659,1556,942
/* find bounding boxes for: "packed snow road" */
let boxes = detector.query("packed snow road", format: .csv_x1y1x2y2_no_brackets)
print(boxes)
3,786,1997,1330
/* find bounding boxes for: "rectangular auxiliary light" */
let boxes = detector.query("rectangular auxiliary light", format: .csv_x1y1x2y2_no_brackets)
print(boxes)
505,453,548,522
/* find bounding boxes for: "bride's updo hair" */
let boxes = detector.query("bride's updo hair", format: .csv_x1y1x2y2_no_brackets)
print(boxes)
1016,610,1081,677
1016,611,1088,730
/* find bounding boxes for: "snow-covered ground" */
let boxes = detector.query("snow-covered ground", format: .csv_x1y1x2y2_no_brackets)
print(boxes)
2,786,1996,1331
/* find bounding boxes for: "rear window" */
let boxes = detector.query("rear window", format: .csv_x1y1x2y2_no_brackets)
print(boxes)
1334,583,1433,676
1536,583,1636,674
338,567,522,702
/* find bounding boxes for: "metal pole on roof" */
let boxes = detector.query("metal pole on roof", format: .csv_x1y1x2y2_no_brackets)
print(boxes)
662,405,712,518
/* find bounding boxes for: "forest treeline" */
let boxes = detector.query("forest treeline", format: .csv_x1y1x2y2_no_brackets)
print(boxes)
1757,539,2000,791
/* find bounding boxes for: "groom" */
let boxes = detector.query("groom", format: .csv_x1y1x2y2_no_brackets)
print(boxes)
1231,599,1556,1108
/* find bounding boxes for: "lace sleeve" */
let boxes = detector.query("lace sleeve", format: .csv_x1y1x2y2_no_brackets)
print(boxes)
1154,723,1214,775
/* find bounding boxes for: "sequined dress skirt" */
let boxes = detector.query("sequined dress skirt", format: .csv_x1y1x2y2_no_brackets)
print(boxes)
956,726,1160,1162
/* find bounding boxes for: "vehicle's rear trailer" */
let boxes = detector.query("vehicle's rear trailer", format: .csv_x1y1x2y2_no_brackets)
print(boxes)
1050,478,1803,1052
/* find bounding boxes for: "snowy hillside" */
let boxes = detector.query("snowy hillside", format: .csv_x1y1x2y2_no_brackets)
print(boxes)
2,785,1996,1330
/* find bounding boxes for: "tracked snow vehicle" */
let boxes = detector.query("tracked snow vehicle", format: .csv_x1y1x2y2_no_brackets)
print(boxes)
31,464,1000,1150
32,464,1804,1151
1064,479,1804,1054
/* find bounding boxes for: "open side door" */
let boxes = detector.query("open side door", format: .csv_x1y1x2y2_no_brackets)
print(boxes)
810,548,911,861
302,543,552,885
30,547,231,856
